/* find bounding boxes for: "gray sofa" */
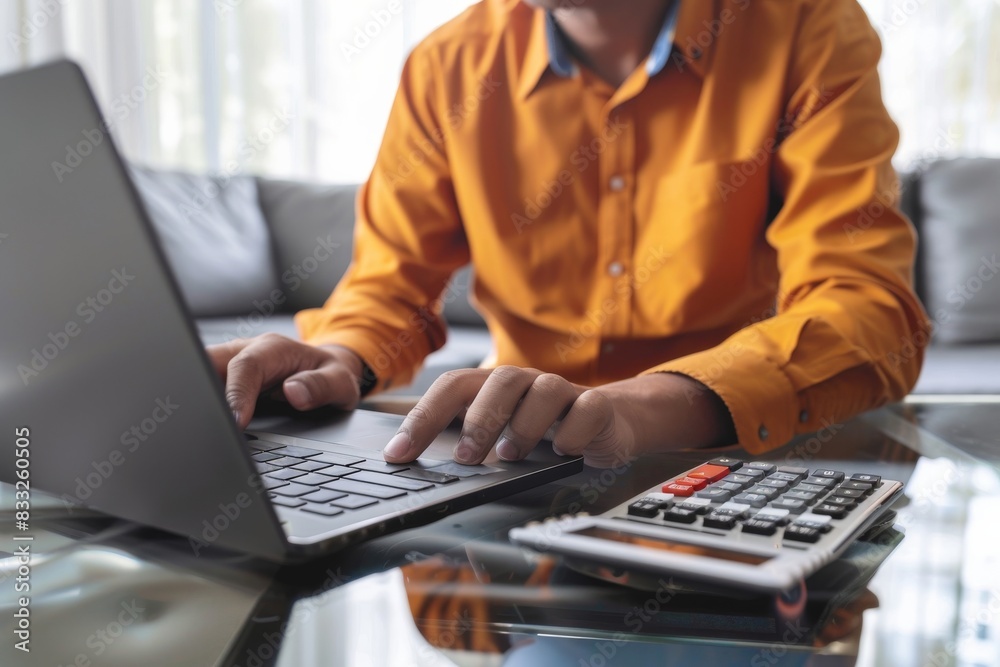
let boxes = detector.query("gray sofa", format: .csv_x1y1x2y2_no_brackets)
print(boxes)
129,158,1000,398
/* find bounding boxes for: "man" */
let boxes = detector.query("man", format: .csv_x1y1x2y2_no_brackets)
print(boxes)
208,0,928,468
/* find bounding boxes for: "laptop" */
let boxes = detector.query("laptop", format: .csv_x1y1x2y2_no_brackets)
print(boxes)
0,60,583,561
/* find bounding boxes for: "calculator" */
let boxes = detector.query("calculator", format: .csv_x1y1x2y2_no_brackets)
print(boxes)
509,457,903,593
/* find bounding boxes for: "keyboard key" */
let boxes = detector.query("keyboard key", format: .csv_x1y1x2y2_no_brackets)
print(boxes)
769,472,802,484
733,493,768,508
717,501,753,518
395,469,461,485
271,482,316,498
746,485,780,500
311,451,366,467
641,492,675,508
269,495,306,508
261,477,289,490
824,495,857,507
301,505,344,517
301,489,347,504
695,488,732,502
254,462,281,474
269,444,323,458
330,494,380,510
677,498,713,514
794,514,833,531
266,468,307,481
831,487,865,500
291,459,337,472
776,466,809,482
663,508,698,524
770,498,807,513
716,482,745,493
794,483,827,494
783,491,819,505
628,501,661,518
702,512,739,530
812,469,845,482
708,457,744,471
851,473,881,485
737,469,765,480
323,478,407,499
687,464,731,482
758,478,790,490
804,476,837,488
351,460,413,474
745,462,776,474
293,472,344,487
839,481,874,495
252,451,282,462
784,524,821,543
677,476,708,491
812,503,850,519
726,474,755,487
298,464,355,478
742,519,779,536
268,456,307,468
348,471,434,491
248,439,283,452
754,508,790,524
662,482,695,496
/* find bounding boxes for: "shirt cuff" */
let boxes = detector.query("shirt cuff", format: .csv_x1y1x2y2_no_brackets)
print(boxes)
641,344,801,455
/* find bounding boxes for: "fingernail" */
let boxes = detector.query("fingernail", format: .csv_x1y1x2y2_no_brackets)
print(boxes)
383,432,410,459
284,380,312,406
454,436,477,464
552,444,566,456
496,436,519,461
232,409,241,426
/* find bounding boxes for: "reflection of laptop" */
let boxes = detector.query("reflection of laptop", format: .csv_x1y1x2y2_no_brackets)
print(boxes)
0,61,582,561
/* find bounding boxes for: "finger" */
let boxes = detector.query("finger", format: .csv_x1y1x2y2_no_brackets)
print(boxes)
205,339,248,380
455,366,541,464
552,389,616,463
224,334,312,428
382,369,491,463
497,373,580,461
284,360,361,411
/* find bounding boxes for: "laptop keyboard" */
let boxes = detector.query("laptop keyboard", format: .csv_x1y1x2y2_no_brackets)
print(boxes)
246,437,471,519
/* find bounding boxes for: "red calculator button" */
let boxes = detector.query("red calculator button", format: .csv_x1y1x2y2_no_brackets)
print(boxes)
662,482,695,496
686,464,730,483
677,476,708,490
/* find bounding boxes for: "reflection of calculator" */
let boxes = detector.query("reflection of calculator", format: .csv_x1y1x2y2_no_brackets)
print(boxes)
510,457,903,593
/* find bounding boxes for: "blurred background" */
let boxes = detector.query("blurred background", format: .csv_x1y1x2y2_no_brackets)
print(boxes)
1,0,998,184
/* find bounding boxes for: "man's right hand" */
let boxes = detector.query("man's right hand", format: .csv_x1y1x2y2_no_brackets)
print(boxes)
206,333,366,430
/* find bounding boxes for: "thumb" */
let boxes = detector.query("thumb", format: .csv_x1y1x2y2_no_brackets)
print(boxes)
283,362,361,412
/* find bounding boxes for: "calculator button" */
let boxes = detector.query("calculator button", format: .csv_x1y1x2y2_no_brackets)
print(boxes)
726,474,755,487
694,488,732,502
677,498,713,514
824,495,857,507
716,481,745,493
831,487,865,500
769,472,802,484
803,476,837,488
770,498,807,513
746,485,780,500
776,467,809,482
642,492,676,508
794,483,827,494
782,491,819,505
662,482,695,496
702,512,739,530
851,473,881,485
663,508,698,524
628,501,662,518
793,513,833,531
737,469,765,480
812,469,845,481
758,478,790,490
812,503,850,519
742,519,779,536
717,501,753,517
687,464,731,482
839,481,874,495
754,508,790,524
745,462,776,474
677,476,708,490
733,493,768,508
708,457,744,471
784,524,821,543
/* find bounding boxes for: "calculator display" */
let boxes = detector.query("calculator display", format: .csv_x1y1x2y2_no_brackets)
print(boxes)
572,526,773,565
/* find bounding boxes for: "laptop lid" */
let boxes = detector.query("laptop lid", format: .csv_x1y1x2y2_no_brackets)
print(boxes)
0,60,288,560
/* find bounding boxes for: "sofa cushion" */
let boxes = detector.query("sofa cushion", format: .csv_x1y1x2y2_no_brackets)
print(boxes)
919,158,1000,344
912,343,1000,394
129,166,280,317
255,178,357,313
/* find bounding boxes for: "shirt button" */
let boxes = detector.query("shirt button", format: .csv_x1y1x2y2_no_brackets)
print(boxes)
758,425,769,441
607,262,624,277
799,410,809,423
608,175,625,192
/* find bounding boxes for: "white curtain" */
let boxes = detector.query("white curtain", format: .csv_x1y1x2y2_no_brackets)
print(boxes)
0,0,997,183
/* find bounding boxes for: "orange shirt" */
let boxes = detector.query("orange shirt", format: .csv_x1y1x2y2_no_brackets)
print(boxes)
296,0,929,454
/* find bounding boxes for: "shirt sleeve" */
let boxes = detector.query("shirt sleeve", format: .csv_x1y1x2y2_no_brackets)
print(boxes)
642,0,931,454
295,46,468,393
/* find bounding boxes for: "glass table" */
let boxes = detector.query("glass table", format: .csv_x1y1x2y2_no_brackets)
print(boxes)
2,399,998,667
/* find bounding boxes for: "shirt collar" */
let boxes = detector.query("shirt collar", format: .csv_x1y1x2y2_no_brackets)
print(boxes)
517,0,685,100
